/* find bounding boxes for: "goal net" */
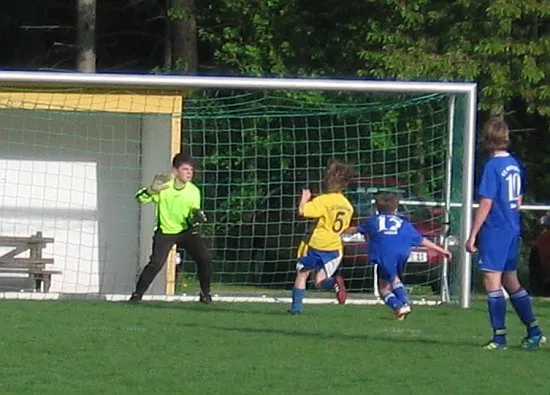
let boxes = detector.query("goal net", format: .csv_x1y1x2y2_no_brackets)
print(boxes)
0,74,474,305
183,91,465,301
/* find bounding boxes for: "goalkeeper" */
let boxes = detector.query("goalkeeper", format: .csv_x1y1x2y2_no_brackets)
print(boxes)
129,153,213,304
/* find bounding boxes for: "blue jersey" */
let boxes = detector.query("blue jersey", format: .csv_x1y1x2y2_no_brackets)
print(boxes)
357,214,423,263
477,152,524,237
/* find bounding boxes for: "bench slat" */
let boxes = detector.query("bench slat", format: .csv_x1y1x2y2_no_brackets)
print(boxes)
0,259,54,265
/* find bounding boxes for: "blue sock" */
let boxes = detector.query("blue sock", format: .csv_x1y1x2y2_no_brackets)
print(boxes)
290,287,305,313
487,289,507,345
383,292,403,311
392,283,409,305
319,277,335,291
509,288,541,337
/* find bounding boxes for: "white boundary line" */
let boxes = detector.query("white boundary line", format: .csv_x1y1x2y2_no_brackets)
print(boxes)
0,292,442,306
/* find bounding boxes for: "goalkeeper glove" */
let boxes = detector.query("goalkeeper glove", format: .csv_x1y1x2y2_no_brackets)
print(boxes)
187,208,208,227
147,174,171,194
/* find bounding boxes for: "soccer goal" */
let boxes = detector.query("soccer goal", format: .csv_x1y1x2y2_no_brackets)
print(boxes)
0,71,477,308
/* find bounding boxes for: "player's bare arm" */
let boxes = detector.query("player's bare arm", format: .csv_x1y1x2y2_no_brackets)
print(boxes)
341,226,357,234
421,238,452,260
466,197,493,253
298,188,312,216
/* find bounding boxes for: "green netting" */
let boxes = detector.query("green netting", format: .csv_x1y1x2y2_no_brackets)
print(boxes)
182,91,462,297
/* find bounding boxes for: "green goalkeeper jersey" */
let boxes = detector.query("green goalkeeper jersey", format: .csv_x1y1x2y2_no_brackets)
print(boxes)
135,179,201,234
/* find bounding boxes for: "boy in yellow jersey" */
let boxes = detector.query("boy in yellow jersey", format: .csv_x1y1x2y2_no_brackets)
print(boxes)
288,160,355,315
129,153,213,304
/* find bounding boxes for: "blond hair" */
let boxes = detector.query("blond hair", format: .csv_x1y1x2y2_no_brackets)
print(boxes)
323,159,355,193
483,117,510,151
374,192,399,213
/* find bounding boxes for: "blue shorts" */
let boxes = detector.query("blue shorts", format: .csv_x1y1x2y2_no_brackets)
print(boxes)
477,231,519,272
296,243,342,277
370,254,409,283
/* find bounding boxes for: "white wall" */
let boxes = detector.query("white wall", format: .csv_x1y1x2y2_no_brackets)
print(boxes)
0,109,153,294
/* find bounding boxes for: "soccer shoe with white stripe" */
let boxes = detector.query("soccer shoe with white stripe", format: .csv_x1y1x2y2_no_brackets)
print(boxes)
394,304,412,321
334,275,347,305
482,341,507,351
199,291,213,304
520,335,546,351
128,293,142,304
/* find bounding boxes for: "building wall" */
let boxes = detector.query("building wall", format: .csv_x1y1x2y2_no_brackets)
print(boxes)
0,109,145,293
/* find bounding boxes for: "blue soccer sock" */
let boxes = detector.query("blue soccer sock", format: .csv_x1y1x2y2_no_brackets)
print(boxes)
487,289,507,344
509,288,541,337
383,292,403,311
290,287,305,313
392,282,409,305
319,277,335,291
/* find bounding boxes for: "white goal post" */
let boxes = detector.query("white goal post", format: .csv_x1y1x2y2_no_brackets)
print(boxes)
0,70,478,308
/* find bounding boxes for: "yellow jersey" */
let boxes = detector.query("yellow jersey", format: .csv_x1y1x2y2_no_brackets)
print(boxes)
301,192,354,251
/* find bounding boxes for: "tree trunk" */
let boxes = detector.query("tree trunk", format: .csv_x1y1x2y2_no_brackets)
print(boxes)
76,0,96,72
171,0,197,72
164,0,173,69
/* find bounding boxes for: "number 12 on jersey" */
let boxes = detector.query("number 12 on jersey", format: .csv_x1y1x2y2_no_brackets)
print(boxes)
377,215,403,235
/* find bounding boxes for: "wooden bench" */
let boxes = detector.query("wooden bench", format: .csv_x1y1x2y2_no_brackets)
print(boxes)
0,232,61,292
0,267,62,292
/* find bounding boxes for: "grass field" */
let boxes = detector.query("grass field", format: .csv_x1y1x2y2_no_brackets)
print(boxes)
1,299,549,395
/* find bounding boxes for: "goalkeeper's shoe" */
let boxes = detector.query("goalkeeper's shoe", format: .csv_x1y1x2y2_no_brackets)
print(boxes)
520,334,546,351
482,341,507,351
334,275,347,305
394,304,412,321
287,309,301,316
128,292,142,304
199,291,213,304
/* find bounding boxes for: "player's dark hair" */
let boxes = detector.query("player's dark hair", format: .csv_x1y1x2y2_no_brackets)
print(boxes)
323,159,355,193
483,117,510,151
374,192,399,214
172,152,195,169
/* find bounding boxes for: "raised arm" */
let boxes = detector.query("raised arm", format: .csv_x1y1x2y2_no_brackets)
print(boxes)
135,174,171,204
298,188,313,217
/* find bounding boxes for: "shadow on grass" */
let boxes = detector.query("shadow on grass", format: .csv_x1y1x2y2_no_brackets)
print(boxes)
167,319,486,348
131,302,296,316
125,304,477,347
113,301,550,350
127,300,471,316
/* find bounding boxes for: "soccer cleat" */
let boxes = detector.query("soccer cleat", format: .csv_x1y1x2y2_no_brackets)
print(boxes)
199,291,213,304
287,309,301,315
482,341,507,351
394,304,412,321
334,275,348,305
520,335,546,351
128,292,142,304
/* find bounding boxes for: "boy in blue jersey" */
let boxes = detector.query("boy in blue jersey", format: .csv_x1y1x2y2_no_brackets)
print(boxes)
354,192,452,320
288,160,355,315
466,117,545,350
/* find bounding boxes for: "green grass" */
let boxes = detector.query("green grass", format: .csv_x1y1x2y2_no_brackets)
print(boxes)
1,299,549,395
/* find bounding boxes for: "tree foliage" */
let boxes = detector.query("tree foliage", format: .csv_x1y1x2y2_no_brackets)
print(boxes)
0,0,548,209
